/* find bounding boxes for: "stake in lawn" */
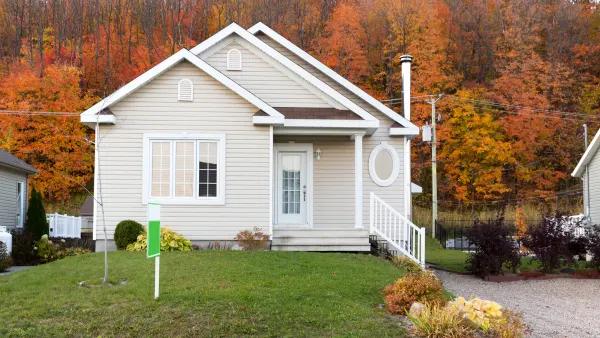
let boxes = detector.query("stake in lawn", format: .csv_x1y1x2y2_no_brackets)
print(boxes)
147,203,161,299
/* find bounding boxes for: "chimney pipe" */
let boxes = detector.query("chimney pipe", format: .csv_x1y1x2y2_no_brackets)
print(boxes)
400,55,412,121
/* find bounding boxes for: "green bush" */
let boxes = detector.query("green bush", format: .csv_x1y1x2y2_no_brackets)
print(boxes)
127,227,192,252
35,235,63,263
0,241,12,272
114,220,144,250
25,186,49,239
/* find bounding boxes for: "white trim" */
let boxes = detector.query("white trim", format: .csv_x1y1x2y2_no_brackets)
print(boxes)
177,79,194,101
273,143,314,228
190,23,378,122
80,49,283,123
573,129,600,177
405,137,412,220
81,114,116,127
16,181,25,228
226,48,242,70
252,115,284,125
389,127,419,137
283,119,379,129
411,182,423,194
269,126,274,238
368,142,401,187
93,127,98,240
142,132,226,205
248,22,419,130
354,134,363,228
274,128,366,136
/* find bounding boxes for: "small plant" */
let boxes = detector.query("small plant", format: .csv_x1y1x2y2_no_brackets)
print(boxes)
392,256,422,273
489,310,531,338
447,297,503,333
64,247,91,257
382,271,446,314
522,214,572,272
409,305,476,338
0,241,13,272
587,225,600,270
25,186,49,239
9,230,38,265
234,228,269,250
127,227,192,252
35,235,64,263
114,220,144,250
466,216,520,276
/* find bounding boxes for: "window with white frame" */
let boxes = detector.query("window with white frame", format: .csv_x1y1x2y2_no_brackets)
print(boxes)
178,79,193,101
145,134,225,204
226,49,242,70
369,142,400,187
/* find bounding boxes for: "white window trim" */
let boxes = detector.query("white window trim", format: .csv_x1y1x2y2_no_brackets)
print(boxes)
226,48,242,71
16,181,25,228
369,142,400,187
142,133,226,205
177,79,194,101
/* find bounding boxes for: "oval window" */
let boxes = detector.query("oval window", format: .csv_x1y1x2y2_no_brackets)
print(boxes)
369,143,400,186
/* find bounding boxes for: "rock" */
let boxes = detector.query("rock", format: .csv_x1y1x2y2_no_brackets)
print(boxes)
120,280,127,285
409,302,426,317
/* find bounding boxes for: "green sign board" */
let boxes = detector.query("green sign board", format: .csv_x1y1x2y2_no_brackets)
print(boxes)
147,203,161,259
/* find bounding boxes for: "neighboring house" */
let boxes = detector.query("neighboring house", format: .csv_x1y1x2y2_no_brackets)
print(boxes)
573,129,600,226
80,23,425,263
0,149,37,229
79,196,94,234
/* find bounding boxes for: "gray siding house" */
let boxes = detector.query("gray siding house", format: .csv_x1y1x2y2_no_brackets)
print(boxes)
573,129,600,226
80,23,426,265
0,149,37,229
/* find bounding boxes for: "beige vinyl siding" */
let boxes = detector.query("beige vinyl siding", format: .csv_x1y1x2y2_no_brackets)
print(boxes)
95,61,270,240
0,167,28,229
203,38,335,108
261,33,407,219
585,152,600,225
274,133,404,228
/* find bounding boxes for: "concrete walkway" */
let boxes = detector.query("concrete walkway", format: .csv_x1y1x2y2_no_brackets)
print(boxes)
435,269,600,338
0,266,32,276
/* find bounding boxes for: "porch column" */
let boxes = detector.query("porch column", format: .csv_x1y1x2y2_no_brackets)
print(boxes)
354,133,363,228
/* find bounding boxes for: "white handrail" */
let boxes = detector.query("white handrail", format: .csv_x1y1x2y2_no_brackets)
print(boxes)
370,192,425,267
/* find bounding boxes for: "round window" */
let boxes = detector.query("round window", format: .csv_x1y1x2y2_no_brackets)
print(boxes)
369,143,400,186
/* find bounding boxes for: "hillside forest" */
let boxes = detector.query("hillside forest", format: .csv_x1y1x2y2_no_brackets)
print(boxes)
0,0,599,214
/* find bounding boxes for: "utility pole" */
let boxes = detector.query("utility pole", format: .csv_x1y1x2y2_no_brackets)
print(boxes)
427,94,443,238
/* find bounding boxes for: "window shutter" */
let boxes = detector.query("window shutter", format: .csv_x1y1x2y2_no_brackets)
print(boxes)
227,49,242,71
178,79,193,101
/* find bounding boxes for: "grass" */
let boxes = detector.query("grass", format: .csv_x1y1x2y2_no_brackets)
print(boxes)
0,251,410,337
425,236,468,273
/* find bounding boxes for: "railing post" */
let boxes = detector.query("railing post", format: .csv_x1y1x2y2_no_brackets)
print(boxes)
420,227,426,268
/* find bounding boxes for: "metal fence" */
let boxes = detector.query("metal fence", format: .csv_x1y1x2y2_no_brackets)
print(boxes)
434,219,522,251
47,213,82,238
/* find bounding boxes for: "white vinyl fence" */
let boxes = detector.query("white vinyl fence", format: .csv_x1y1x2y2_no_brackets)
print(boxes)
47,213,82,238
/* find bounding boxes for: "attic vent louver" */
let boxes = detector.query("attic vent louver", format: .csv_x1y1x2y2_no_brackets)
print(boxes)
227,49,242,71
178,79,193,101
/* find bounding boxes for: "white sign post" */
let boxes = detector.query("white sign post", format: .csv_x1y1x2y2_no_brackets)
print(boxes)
147,203,161,299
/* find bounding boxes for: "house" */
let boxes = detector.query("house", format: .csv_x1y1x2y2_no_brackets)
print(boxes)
79,196,94,234
80,23,425,264
0,149,37,230
573,129,600,226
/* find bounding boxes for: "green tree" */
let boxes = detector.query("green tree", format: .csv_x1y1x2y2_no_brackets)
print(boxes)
26,186,49,239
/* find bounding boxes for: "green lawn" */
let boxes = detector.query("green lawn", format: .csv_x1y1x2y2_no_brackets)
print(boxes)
425,236,468,273
0,251,409,337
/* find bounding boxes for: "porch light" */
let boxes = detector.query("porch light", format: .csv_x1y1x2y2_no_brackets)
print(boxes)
315,148,321,161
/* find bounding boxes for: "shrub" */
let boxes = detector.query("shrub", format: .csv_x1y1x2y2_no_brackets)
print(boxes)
64,247,91,257
392,256,423,273
9,230,38,265
522,214,572,272
25,186,49,239
234,228,269,250
409,305,476,338
127,227,192,252
448,297,503,333
568,236,589,262
382,271,446,314
0,241,13,272
587,225,600,270
114,220,144,250
489,310,530,338
35,235,64,263
466,217,520,276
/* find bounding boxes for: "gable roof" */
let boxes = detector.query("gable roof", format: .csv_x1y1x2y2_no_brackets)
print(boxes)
573,129,600,177
190,23,380,125
80,49,283,125
0,149,37,174
248,22,419,133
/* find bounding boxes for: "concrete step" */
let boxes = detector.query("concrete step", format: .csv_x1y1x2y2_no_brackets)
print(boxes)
271,244,371,252
273,228,369,238
272,236,369,246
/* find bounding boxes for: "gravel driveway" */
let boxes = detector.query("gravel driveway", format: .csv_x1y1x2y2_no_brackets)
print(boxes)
434,270,600,338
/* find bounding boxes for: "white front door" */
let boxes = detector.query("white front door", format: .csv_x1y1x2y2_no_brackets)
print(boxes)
275,144,312,227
